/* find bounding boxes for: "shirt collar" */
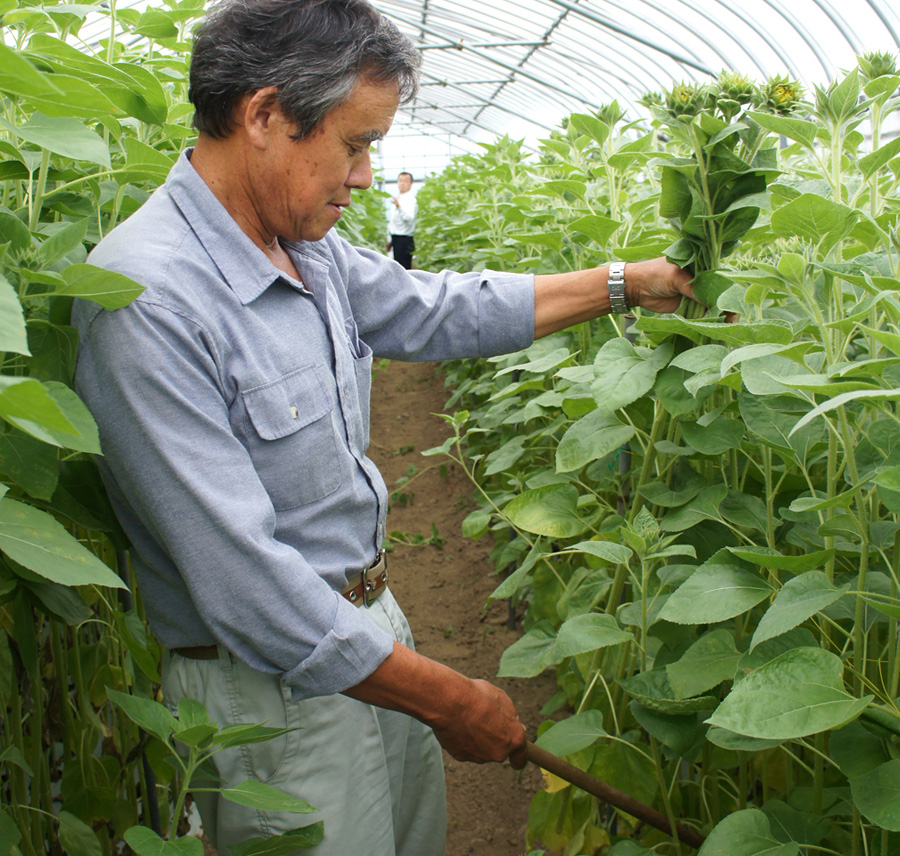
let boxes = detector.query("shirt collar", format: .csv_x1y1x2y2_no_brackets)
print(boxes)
165,149,286,306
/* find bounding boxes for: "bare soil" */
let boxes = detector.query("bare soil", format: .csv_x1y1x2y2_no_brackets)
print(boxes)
368,358,556,856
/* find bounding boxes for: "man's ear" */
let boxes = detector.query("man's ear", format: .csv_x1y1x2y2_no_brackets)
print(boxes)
238,86,282,150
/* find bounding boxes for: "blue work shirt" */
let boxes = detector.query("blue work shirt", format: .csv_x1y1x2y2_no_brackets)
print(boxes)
73,151,534,699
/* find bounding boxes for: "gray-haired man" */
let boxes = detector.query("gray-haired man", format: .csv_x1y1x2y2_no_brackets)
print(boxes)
73,1,694,853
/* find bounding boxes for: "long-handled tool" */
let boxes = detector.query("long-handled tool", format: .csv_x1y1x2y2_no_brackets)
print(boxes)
525,742,707,850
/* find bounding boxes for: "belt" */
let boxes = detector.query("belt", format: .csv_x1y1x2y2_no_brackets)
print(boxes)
173,552,388,660
341,550,388,608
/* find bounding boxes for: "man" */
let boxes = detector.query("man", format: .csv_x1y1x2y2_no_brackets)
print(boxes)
387,171,416,269
72,1,694,853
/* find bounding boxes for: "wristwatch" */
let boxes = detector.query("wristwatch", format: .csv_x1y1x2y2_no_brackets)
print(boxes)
607,261,630,313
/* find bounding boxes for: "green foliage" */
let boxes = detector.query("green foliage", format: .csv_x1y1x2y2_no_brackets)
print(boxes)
423,57,900,854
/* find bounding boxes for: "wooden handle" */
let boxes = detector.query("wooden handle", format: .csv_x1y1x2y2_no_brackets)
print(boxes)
525,741,706,850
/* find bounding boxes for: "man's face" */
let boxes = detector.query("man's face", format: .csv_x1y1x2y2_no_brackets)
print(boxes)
397,173,412,193
257,78,400,243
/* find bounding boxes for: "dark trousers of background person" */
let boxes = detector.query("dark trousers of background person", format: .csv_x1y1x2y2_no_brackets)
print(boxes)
391,234,415,270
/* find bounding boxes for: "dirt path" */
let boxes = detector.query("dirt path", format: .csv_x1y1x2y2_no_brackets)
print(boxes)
368,358,556,856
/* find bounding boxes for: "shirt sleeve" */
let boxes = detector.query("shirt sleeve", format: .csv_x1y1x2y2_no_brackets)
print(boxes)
74,296,395,699
333,235,536,361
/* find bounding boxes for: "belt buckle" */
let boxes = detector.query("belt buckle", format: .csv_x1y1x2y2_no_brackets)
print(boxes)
363,549,387,607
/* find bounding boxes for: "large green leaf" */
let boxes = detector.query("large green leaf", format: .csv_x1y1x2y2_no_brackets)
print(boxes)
556,409,634,473
749,111,818,149
698,808,799,856
3,113,110,168
0,43,62,99
591,339,672,413
54,263,145,309
707,647,872,739
750,573,849,650
221,781,317,813
659,484,727,532
666,629,741,699
790,388,900,436
553,613,632,662
106,687,178,743
770,193,859,254
227,824,325,855
534,710,608,756
860,136,900,180
0,272,28,356
503,484,587,538
635,315,794,347
659,561,771,624
0,497,125,588
498,620,557,678
850,760,900,831
124,827,204,856
5,381,100,453
681,417,744,455
0,376,76,435
57,811,101,856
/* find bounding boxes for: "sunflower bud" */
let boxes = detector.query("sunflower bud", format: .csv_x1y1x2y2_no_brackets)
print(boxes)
858,51,899,82
664,81,716,119
753,75,804,115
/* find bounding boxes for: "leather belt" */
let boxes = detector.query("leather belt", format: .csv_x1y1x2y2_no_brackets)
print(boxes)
173,552,389,660
341,550,388,607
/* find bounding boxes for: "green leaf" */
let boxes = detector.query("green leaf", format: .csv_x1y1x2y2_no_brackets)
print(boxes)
790,389,900,436
591,340,672,413
666,629,741,699
850,759,900,831
770,193,859,253
728,546,835,573
227,824,325,855
37,218,87,267
0,744,33,776
859,136,900,180
124,827,204,856
0,809,21,853
106,687,178,744
498,619,557,677
635,315,794,347
566,214,620,245
57,811,102,856
750,572,848,650
0,272,28,356
0,43,62,99
0,498,125,588
682,418,744,455
707,647,872,739
553,613,632,661
504,484,587,538
534,710,608,756
7,381,100,453
55,263,145,310
568,112,609,146
566,540,632,564
659,561,771,624
556,409,634,473
0,376,77,436
749,111,819,149
3,113,110,168
221,780,318,813
133,8,179,39
659,484,728,532
698,808,799,856
619,668,717,715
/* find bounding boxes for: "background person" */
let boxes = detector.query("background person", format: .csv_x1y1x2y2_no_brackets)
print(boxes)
386,170,416,268
71,1,695,854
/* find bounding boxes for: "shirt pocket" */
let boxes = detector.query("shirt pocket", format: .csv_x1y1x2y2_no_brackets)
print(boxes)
242,364,341,509
353,340,373,450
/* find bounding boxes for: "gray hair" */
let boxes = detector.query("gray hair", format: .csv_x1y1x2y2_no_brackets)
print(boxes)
189,0,421,139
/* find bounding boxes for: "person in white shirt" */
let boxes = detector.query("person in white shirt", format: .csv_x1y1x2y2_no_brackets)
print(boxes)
387,171,416,269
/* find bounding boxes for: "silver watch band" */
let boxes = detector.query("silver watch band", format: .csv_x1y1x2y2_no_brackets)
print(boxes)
607,261,629,313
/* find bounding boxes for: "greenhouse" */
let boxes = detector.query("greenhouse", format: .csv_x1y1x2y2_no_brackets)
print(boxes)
2,1,900,855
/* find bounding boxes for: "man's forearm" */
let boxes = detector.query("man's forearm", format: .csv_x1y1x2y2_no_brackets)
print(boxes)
343,641,527,766
533,257,694,339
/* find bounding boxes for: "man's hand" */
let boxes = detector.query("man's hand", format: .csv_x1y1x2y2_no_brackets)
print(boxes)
344,641,528,768
429,676,528,769
625,256,695,313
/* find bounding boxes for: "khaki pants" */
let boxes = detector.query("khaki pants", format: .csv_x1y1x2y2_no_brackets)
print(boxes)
162,589,447,855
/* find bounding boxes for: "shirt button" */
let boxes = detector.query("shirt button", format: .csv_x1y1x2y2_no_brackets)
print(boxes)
290,406,299,419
